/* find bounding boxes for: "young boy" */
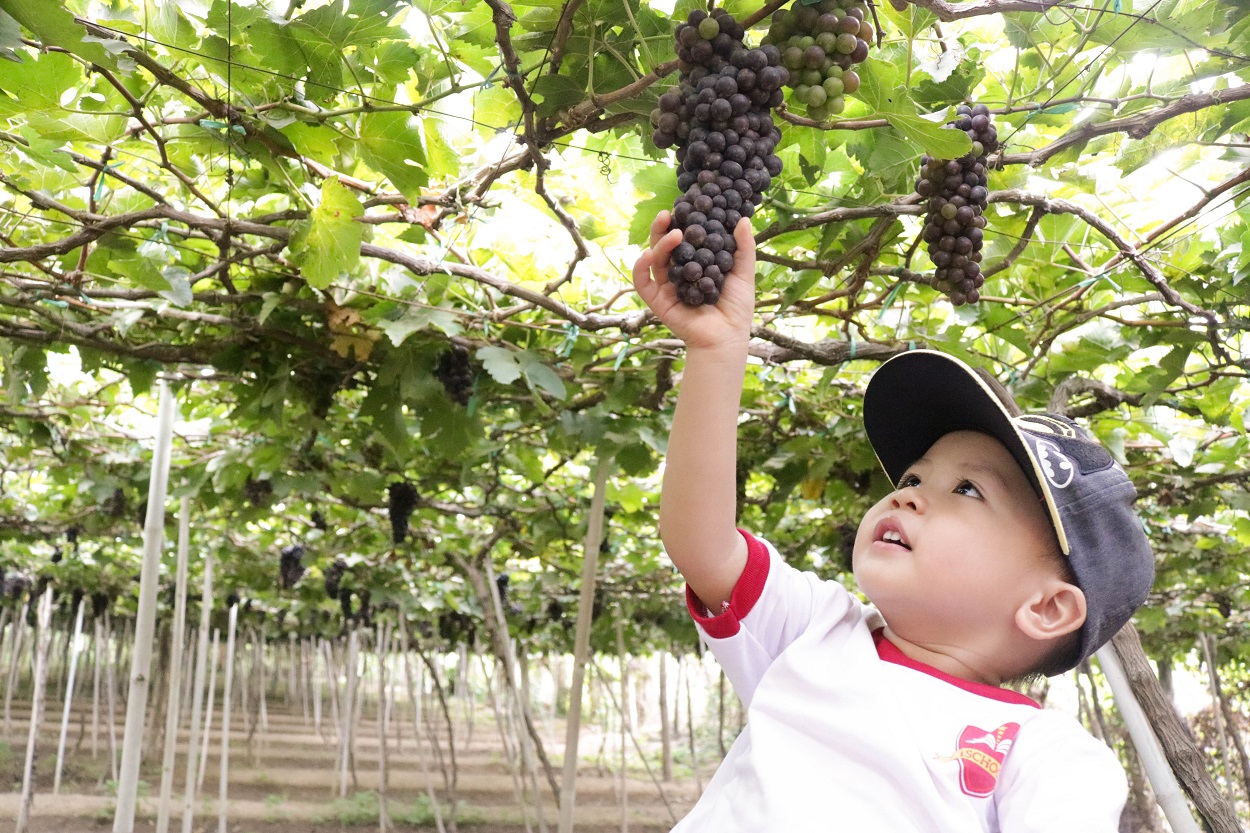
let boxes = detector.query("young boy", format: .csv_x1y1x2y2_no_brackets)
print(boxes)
632,212,1155,830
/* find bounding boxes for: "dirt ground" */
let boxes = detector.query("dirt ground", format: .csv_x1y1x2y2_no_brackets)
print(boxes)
0,699,703,832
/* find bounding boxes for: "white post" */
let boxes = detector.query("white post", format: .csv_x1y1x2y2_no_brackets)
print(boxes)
104,610,119,783
180,549,213,833
198,629,219,793
92,614,103,759
15,589,55,833
558,457,611,833
114,378,178,833
1095,645,1202,833
218,604,239,833
53,597,87,793
156,497,192,833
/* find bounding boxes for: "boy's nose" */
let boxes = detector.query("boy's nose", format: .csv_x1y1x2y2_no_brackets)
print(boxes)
890,489,925,512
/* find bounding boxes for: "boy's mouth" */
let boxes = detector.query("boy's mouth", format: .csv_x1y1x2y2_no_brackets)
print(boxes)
874,520,912,550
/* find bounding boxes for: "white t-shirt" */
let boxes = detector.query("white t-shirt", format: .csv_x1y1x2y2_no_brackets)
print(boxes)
673,530,1127,832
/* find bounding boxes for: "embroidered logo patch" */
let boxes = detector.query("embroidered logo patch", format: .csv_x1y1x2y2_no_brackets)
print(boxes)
1033,438,1075,489
946,722,1021,797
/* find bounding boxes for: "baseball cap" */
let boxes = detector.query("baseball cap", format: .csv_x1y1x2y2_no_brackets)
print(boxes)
862,350,1154,671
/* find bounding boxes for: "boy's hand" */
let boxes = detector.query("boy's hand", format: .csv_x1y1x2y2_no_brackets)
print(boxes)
632,211,756,351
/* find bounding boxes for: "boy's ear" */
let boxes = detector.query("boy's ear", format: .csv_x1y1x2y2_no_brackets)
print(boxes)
1015,580,1087,642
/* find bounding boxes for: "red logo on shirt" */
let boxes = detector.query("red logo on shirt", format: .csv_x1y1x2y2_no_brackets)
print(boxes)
946,723,1021,797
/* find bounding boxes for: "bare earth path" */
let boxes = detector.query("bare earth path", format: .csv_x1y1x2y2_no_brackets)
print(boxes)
0,698,706,831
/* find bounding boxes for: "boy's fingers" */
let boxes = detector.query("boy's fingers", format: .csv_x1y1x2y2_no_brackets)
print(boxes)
731,217,757,278
649,211,673,248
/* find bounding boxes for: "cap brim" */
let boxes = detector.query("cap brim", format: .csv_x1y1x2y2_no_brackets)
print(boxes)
863,351,1068,553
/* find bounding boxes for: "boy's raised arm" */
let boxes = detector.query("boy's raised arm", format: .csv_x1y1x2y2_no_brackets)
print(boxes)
632,212,754,612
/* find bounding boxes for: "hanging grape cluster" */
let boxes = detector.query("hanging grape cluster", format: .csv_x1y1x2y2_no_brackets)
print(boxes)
2,571,30,601
324,556,347,598
435,346,474,406
762,0,871,121
387,481,418,544
279,544,306,589
652,8,787,306
916,103,998,306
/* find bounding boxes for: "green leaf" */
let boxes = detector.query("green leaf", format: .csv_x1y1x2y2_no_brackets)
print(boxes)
359,111,428,201
0,50,79,114
288,179,364,290
0,8,23,62
517,351,567,400
290,0,404,52
855,59,970,159
0,0,114,67
531,74,587,119
477,346,523,385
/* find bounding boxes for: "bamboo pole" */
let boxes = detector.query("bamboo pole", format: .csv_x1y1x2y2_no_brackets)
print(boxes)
218,603,239,833
15,588,54,833
338,626,359,797
180,549,213,833
53,596,87,793
658,651,672,782
104,610,119,783
1109,625,1242,833
617,614,629,833
377,621,392,833
92,615,103,759
557,456,610,833
1095,644,1201,833
156,497,192,833
197,628,219,793
4,606,27,733
114,378,178,833
1199,632,1235,801
398,617,447,833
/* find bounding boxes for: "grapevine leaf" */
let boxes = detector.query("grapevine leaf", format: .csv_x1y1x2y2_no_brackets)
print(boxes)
359,111,428,201
517,351,567,400
0,8,22,62
855,58,971,159
477,346,524,385
288,179,364,290
0,0,113,67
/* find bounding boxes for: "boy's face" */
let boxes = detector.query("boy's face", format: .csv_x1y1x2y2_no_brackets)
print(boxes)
852,431,1064,648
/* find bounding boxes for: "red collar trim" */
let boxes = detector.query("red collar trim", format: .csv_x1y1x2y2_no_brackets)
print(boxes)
873,629,1040,708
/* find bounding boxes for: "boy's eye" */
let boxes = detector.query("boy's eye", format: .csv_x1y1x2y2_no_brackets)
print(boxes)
954,480,983,498
897,473,921,489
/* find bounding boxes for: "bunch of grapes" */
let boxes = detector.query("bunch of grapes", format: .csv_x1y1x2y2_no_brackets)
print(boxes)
279,544,306,589
652,8,787,306
762,0,871,121
3,571,31,601
915,103,998,306
324,556,347,598
387,481,418,544
435,346,474,406
105,487,126,517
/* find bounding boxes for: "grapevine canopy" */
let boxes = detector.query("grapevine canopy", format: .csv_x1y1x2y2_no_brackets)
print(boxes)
0,0,1247,659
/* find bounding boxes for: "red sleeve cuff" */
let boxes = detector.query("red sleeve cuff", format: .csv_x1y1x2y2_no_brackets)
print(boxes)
686,529,771,639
